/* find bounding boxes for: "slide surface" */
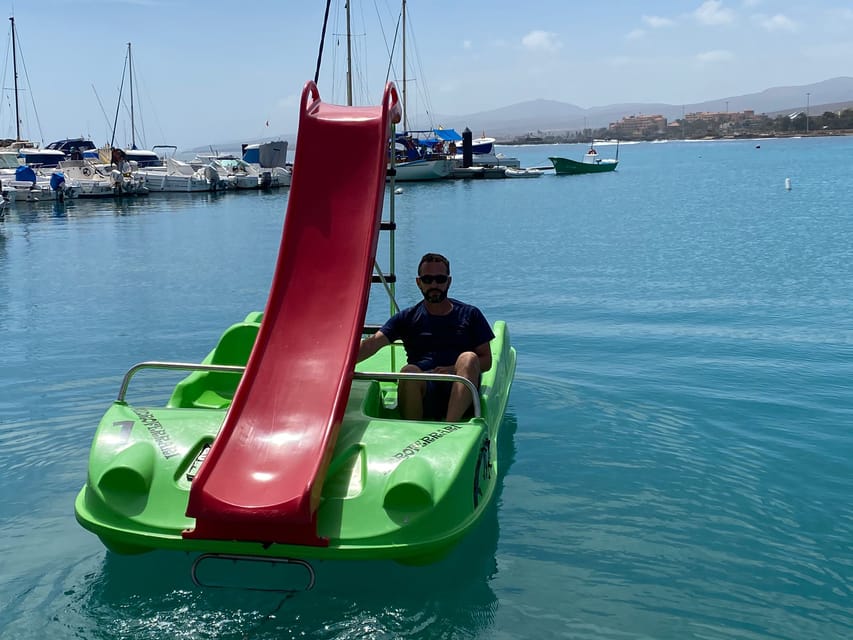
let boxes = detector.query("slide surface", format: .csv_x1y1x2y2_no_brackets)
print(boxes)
185,82,401,546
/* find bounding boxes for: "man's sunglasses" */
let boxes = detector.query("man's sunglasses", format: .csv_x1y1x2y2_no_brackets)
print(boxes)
418,274,449,285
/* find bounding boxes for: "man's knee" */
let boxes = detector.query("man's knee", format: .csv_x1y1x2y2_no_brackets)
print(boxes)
455,351,480,376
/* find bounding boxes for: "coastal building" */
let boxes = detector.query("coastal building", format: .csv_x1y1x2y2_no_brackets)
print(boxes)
684,109,755,123
608,114,667,139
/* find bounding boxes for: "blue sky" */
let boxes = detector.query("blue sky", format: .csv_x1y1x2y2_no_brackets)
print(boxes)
3,0,851,150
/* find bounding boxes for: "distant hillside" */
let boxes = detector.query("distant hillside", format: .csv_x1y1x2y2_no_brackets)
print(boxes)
432,76,853,138
189,77,853,151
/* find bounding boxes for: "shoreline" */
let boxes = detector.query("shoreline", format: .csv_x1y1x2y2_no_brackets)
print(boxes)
496,129,853,146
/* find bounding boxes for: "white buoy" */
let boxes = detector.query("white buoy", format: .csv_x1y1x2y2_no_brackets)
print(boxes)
394,187,403,195
785,177,792,191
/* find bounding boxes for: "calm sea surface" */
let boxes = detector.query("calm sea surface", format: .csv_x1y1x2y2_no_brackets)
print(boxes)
1,137,851,639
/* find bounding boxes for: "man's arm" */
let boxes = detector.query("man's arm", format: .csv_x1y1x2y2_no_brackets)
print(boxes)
357,330,390,362
474,341,492,373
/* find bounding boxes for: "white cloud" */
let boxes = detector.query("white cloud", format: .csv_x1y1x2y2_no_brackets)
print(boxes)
627,28,646,40
695,1,735,25
756,14,796,31
696,49,735,62
521,30,562,53
642,15,675,28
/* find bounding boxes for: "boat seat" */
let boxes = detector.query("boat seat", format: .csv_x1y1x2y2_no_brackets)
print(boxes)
358,379,398,419
166,322,260,409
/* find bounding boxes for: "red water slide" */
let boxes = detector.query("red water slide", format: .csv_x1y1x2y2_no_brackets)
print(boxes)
184,81,401,546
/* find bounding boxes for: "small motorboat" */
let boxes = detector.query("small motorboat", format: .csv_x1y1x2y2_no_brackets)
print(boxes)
549,141,620,175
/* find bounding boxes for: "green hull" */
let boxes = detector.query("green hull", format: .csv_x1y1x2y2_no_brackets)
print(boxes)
548,155,618,175
75,313,516,565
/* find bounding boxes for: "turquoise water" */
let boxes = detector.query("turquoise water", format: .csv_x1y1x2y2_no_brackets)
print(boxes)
1,137,852,639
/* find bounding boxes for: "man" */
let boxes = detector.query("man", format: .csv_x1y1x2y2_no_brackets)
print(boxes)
357,252,494,422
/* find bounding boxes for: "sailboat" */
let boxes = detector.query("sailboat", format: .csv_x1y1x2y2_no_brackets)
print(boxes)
0,17,73,201
1,18,62,166
99,43,161,170
388,0,452,181
335,0,451,181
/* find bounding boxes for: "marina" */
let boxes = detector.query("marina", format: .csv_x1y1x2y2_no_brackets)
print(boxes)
2,135,852,638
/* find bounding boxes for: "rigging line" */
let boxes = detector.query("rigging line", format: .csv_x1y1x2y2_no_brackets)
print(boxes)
1,26,9,124
133,72,166,148
405,9,436,128
383,11,401,85
110,48,130,149
13,26,47,144
91,84,113,139
314,0,333,84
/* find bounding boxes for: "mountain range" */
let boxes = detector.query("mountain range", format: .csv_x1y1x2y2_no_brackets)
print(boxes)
430,76,853,138
194,77,853,152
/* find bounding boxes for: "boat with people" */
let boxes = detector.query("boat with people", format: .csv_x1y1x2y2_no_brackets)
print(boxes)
74,81,516,575
431,128,521,173
549,141,619,175
56,158,148,198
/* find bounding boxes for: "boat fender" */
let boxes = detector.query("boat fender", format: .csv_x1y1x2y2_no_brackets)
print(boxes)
49,172,66,191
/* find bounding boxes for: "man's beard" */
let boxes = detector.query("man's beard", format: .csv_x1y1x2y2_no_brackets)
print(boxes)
423,288,447,303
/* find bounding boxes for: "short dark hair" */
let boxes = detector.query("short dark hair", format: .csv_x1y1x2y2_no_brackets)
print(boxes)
418,252,450,275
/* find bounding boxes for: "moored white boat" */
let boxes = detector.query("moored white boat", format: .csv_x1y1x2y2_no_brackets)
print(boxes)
394,157,453,181
242,141,292,188
137,157,227,192
0,156,74,201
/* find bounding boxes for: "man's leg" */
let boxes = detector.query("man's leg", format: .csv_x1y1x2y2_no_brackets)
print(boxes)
398,363,426,419
446,351,481,422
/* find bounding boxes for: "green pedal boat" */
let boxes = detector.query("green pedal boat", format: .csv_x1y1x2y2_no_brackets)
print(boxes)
74,82,516,572
74,313,515,566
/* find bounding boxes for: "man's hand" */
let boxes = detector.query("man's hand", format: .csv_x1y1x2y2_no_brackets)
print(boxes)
431,365,457,375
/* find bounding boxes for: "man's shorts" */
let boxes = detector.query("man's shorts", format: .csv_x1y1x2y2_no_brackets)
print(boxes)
423,380,452,421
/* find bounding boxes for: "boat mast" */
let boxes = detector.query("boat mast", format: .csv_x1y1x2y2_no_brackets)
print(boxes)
401,0,407,130
128,42,136,149
9,17,20,141
345,1,353,106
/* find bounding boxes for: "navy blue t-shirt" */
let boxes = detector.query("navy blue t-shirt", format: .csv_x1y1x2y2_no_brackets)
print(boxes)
380,298,495,371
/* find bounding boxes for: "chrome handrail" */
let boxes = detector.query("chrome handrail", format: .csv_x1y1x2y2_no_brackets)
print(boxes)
116,361,481,418
117,361,244,402
353,371,481,418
